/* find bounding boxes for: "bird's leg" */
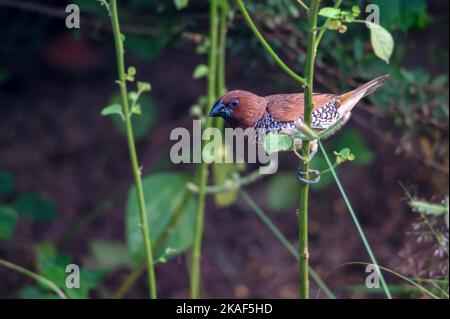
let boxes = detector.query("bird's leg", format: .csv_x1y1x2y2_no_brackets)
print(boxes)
296,141,320,185
296,168,321,185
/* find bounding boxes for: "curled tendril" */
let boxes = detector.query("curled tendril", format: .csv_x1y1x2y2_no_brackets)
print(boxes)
296,169,321,185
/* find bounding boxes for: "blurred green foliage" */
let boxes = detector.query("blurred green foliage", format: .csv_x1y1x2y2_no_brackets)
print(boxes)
18,242,105,299
0,170,59,240
108,93,157,139
126,172,197,264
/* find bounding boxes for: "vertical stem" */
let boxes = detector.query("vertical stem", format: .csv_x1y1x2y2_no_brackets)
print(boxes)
190,0,219,299
214,2,228,131
319,142,393,299
110,0,157,299
298,0,321,299
236,0,306,85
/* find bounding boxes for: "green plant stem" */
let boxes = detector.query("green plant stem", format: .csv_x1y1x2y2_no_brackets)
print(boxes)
297,0,321,299
297,0,309,12
217,3,228,100
314,0,342,53
213,1,228,132
190,0,219,299
240,190,336,299
236,0,306,85
113,191,191,299
109,0,157,299
0,259,67,299
319,141,392,299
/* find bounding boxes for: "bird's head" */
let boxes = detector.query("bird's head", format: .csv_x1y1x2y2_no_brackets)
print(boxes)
209,90,267,128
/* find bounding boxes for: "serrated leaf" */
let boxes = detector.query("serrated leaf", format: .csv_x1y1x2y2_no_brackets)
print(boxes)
318,7,341,19
193,64,209,79
263,133,293,155
101,104,125,121
368,23,394,64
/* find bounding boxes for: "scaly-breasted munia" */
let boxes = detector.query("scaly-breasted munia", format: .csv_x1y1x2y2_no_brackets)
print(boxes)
209,75,389,134
209,74,389,184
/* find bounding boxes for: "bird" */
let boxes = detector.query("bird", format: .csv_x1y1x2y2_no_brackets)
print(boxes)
209,74,389,184
209,74,389,133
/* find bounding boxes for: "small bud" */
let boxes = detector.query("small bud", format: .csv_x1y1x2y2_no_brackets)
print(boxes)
338,25,348,33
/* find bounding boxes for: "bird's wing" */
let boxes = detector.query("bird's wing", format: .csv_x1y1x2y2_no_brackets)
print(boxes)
266,93,336,122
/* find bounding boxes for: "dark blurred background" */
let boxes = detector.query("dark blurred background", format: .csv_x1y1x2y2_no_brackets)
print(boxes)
0,0,448,299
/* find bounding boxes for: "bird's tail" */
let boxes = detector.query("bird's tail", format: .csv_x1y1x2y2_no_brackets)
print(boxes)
337,74,389,117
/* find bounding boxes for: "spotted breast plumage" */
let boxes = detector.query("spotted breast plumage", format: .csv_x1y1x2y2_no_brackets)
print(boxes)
209,75,389,135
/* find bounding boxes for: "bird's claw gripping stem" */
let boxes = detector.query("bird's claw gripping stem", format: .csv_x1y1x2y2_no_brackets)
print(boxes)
296,169,321,185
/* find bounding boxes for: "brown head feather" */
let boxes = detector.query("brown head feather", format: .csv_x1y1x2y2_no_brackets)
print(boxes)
221,90,267,128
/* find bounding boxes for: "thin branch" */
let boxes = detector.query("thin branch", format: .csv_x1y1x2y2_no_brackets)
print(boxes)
109,0,157,299
318,141,393,299
236,0,306,85
296,0,309,12
0,259,67,299
314,0,343,53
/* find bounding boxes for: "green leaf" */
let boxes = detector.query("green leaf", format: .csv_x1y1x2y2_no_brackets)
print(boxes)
90,240,132,271
0,205,18,240
409,200,447,216
126,173,197,264
128,92,139,102
326,20,342,30
127,66,137,81
109,94,156,139
131,104,142,115
193,64,209,79
34,242,104,299
352,5,361,17
173,0,189,10
0,170,15,195
333,130,374,165
318,7,341,19
334,148,356,164
266,173,299,212
13,193,58,222
137,81,152,93
263,133,293,155
101,104,124,121
368,23,395,64
212,162,245,207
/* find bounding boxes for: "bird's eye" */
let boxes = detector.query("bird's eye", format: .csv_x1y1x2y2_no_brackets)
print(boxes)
229,99,239,107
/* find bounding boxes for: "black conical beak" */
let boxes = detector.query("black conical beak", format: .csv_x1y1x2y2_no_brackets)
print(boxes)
209,99,230,118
